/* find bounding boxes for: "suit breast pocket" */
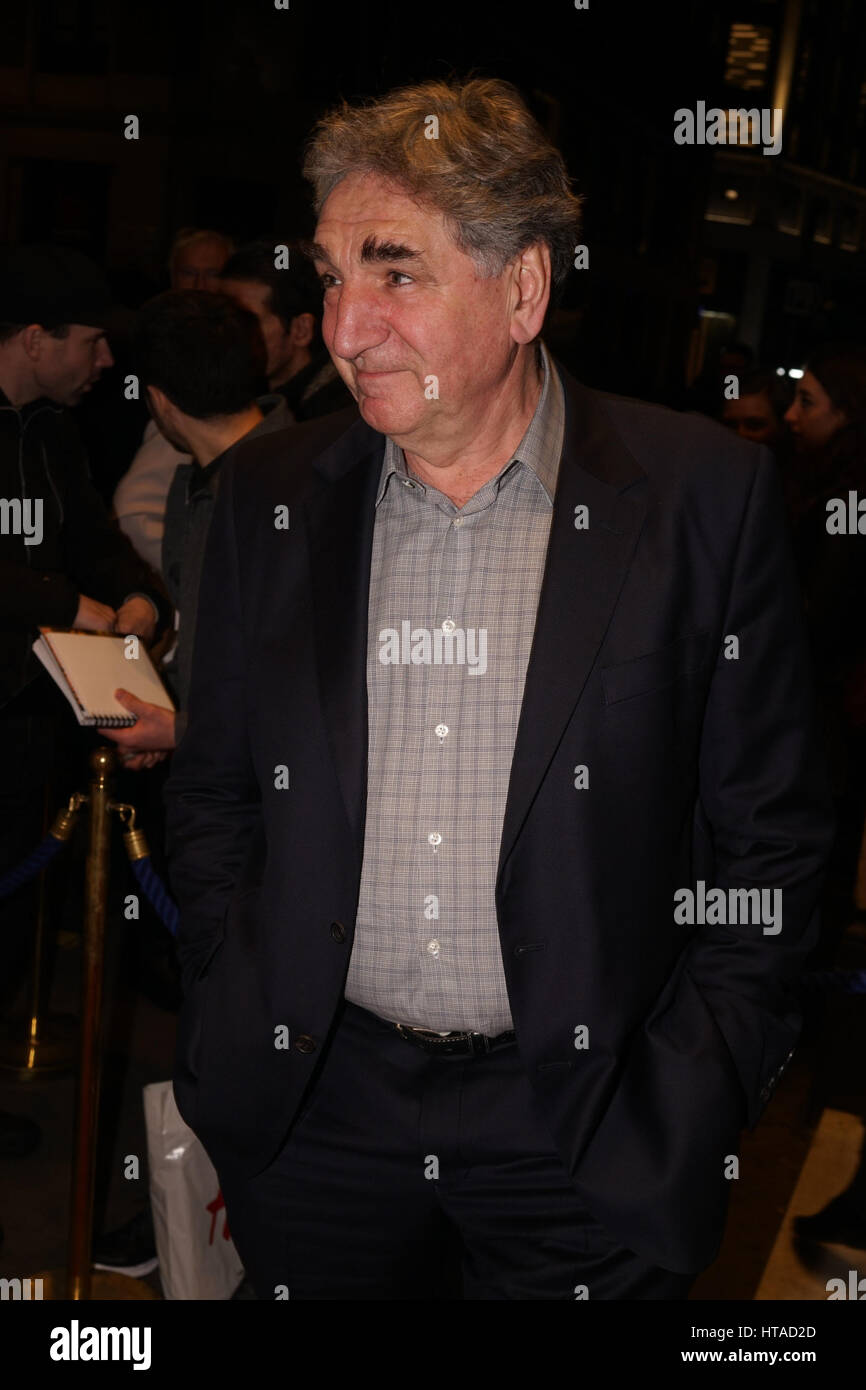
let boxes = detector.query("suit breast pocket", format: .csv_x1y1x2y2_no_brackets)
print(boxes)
601,629,710,706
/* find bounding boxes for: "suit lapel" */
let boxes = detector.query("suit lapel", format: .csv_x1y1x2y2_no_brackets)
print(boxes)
305,417,383,862
496,367,648,882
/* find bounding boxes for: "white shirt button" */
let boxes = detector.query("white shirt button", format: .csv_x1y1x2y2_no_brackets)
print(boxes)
453,517,464,527
435,723,449,739
441,617,456,634
428,831,442,847
426,939,441,957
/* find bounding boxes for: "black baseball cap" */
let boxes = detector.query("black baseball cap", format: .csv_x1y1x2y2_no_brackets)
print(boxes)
0,243,113,329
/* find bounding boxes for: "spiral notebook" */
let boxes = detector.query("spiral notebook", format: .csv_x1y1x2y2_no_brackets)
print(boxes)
32,627,176,727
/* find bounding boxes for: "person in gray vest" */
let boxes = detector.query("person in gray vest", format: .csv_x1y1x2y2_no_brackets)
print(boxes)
98,290,293,769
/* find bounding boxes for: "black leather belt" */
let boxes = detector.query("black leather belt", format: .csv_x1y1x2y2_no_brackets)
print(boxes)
391,1022,516,1057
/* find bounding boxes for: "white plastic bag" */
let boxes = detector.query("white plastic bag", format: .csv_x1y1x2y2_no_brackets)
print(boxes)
143,1080,245,1300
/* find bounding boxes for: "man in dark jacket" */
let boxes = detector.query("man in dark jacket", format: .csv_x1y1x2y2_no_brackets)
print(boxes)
0,245,171,1017
97,290,293,765
0,246,171,705
161,80,835,1300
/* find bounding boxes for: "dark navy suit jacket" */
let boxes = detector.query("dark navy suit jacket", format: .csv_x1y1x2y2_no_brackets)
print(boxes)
164,359,835,1273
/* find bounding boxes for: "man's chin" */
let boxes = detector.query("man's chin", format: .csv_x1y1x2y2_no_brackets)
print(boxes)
357,395,421,437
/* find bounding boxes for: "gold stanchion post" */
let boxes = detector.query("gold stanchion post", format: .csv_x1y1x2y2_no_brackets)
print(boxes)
66,745,114,1299
0,787,83,1078
38,746,156,1300
32,745,157,1295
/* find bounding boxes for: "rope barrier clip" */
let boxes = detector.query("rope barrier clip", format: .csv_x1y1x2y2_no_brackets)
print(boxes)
110,801,150,862
49,791,87,842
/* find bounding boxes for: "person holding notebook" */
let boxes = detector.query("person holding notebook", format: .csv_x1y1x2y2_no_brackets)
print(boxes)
96,289,294,772
88,288,294,1278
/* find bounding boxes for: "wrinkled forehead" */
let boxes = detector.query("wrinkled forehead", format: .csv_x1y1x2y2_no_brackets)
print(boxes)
312,173,447,261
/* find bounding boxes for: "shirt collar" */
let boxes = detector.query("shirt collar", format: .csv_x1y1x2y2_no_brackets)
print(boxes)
375,340,565,508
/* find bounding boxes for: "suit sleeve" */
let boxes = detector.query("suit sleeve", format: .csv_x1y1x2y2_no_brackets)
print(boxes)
685,449,836,1129
162,457,262,988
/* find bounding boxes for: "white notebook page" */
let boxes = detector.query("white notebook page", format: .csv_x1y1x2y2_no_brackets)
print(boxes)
33,630,175,724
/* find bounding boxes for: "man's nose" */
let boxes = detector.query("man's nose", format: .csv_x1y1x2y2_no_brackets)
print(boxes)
784,403,798,424
97,340,114,370
328,284,387,362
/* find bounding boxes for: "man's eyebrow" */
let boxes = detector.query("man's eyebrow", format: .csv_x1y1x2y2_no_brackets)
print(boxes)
359,235,422,264
301,236,424,268
300,237,329,265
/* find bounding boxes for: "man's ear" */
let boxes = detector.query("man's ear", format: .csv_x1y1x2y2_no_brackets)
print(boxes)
290,313,315,349
20,324,47,362
509,243,551,347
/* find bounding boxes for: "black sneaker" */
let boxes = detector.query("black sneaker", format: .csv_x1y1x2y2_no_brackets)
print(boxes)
92,1207,158,1277
0,1110,41,1158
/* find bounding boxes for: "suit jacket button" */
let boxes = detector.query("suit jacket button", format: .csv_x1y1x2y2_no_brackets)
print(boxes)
330,921,346,943
293,1034,316,1054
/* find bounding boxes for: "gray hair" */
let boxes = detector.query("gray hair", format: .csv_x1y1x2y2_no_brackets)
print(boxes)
302,77,582,293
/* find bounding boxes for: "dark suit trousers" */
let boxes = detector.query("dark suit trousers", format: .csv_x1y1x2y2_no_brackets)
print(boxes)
217,999,695,1301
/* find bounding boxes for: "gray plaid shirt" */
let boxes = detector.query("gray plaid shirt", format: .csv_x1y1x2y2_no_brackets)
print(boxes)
345,341,566,1033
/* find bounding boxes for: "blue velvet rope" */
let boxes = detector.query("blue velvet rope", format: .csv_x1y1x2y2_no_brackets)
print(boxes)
0,833,66,897
129,854,179,937
0,834,180,939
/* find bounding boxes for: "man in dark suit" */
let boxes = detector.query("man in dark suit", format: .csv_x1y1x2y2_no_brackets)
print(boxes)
163,78,835,1300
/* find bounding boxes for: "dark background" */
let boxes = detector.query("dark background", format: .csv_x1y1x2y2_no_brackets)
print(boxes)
1,0,864,403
